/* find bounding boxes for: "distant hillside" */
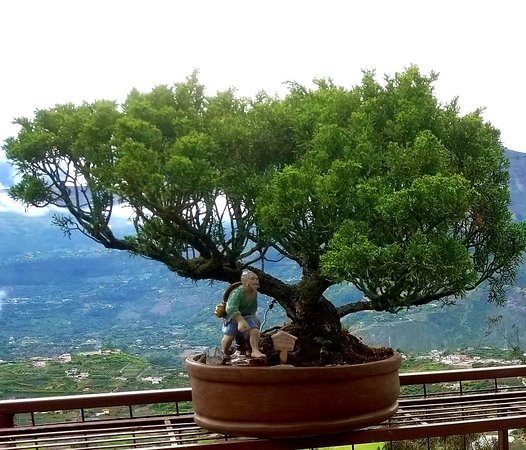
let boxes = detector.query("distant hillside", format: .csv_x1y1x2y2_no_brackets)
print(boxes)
0,350,190,400
0,151,526,361
507,149,526,219
0,212,289,362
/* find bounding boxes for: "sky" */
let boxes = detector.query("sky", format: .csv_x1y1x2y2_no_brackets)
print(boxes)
0,0,525,167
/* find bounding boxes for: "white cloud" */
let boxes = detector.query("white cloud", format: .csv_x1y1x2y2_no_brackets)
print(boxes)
108,203,137,231
0,183,138,223
0,186,50,216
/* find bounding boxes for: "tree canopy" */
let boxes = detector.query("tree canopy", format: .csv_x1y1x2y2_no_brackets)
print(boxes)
5,66,526,339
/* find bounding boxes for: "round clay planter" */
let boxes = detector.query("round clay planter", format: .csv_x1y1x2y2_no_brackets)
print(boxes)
185,352,402,438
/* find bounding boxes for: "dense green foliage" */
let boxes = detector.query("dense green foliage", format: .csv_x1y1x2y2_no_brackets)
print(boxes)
5,66,526,348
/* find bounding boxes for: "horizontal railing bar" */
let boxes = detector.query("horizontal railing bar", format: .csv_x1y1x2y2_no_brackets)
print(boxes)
400,390,526,406
0,415,196,436
1,423,201,440
0,388,193,414
399,364,526,384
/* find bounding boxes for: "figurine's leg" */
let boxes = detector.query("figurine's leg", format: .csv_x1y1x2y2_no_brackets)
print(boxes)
248,328,266,358
235,336,251,356
221,335,235,355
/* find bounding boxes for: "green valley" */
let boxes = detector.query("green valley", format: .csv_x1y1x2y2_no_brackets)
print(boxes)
0,350,189,399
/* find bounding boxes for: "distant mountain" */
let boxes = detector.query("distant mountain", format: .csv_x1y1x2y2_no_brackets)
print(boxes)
507,149,526,220
0,151,526,361
0,161,13,187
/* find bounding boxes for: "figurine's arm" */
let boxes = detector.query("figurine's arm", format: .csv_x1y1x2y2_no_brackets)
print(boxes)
232,314,250,332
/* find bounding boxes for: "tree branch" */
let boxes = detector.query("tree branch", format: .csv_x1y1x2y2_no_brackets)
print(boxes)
336,299,375,318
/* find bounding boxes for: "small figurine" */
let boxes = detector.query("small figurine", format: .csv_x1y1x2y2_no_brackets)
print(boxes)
220,270,266,358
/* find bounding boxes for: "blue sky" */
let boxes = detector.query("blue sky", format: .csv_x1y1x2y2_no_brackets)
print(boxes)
1,0,525,166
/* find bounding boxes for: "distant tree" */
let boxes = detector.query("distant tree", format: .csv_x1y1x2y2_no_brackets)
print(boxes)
5,67,526,364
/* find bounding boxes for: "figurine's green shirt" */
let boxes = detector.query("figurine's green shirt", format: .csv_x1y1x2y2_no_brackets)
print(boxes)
225,287,257,319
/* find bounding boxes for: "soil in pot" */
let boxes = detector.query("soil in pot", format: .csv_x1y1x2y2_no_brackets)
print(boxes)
259,324,394,367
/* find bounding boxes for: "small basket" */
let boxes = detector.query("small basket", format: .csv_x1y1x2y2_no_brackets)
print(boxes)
214,281,242,318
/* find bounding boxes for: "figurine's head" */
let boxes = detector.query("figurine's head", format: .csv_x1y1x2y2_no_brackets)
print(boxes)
241,269,259,291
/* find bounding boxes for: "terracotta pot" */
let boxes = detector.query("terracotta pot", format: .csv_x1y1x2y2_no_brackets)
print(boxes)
185,352,401,438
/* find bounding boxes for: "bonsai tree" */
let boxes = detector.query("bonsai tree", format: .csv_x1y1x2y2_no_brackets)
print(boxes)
4,66,526,365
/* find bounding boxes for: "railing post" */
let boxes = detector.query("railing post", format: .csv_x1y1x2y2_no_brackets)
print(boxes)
498,429,509,450
0,413,14,428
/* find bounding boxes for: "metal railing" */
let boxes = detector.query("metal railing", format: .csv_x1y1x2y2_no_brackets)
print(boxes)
0,388,194,428
0,364,525,449
399,363,526,398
